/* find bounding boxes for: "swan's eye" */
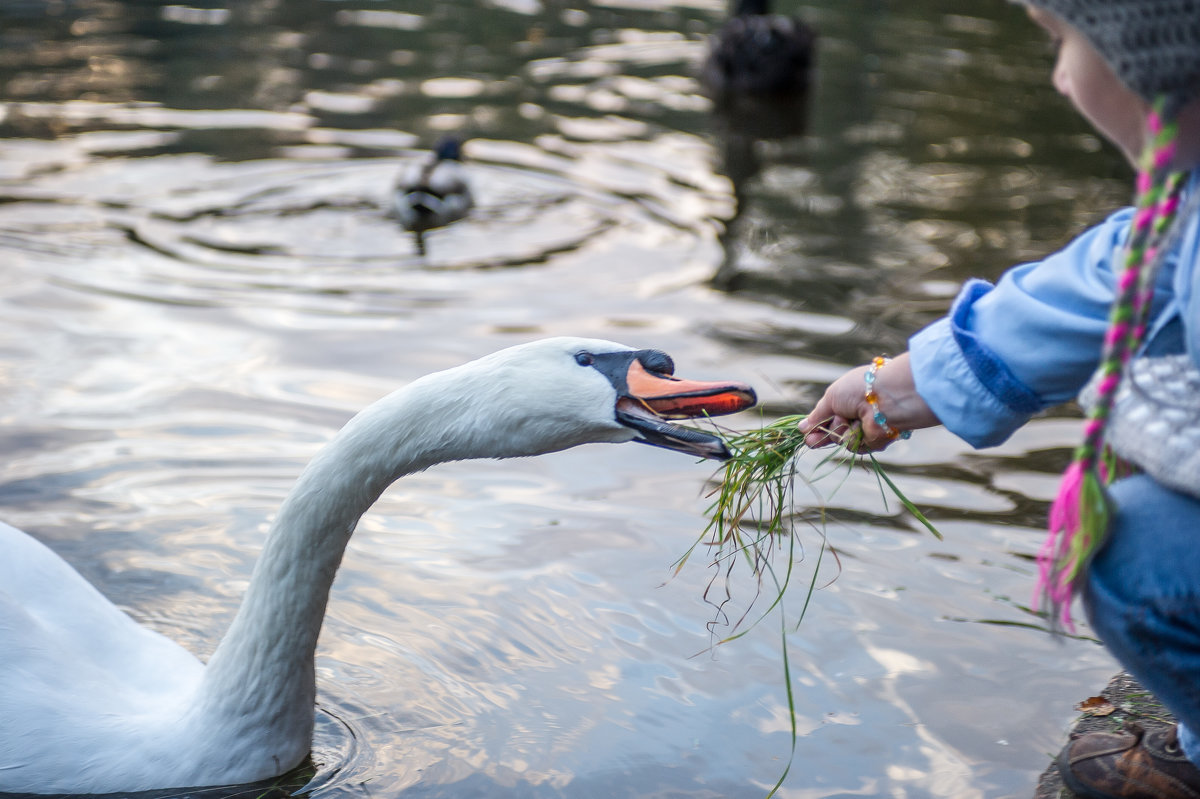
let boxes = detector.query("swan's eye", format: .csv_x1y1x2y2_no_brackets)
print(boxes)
574,351,595,366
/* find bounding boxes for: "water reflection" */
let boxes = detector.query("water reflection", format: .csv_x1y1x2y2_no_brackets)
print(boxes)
0,0,1133,796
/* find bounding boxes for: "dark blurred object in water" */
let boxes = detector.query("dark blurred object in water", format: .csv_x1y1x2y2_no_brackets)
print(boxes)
393,136,474,256
708,103,811,291
700,0,816,102
703,0,814,291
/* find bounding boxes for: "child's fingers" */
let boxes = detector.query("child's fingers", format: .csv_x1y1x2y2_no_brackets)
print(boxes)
802,414,848,448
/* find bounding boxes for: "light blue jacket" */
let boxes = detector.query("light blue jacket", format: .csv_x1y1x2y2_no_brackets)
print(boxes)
909,169,1200,448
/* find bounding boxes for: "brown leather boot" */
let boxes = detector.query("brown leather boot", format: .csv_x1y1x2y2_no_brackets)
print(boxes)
1058,722,1200,799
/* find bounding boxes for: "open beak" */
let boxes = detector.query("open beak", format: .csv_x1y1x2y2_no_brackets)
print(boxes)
616,358,756,460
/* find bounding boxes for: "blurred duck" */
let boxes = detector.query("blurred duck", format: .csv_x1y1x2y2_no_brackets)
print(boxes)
393,136,473,250
700,0,816,99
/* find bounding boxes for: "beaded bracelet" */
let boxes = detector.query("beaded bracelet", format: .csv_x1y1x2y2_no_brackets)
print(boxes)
864,356,912,441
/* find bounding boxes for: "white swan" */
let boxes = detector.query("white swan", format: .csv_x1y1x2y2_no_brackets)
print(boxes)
0,337,755,795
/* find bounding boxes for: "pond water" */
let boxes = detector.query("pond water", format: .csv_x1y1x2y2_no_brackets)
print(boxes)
0,1,1134,797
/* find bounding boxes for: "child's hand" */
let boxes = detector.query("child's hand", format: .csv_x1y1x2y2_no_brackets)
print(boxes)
797,353,940,451
797,365,875,449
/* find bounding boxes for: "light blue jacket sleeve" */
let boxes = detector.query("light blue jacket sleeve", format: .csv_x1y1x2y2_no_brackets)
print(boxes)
908,207,1163,448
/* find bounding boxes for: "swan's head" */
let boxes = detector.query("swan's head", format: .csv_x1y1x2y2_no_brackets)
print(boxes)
454,337,757,461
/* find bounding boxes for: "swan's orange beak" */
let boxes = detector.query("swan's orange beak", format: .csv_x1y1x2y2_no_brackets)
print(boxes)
614,357,756,461
623,360,756,419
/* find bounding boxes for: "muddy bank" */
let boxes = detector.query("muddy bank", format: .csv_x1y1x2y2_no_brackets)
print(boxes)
1035,672,1176,798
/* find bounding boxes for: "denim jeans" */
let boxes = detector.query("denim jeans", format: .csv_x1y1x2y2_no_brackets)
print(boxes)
1083,473,1200,762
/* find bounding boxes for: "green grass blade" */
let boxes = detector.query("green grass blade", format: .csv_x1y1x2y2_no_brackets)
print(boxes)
868,456,943,540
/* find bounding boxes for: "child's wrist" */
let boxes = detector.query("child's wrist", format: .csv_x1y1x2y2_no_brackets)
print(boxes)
864,356,912,440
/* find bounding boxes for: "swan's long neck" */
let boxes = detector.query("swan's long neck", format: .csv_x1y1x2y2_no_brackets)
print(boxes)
194,371,490,751
182,349,621,767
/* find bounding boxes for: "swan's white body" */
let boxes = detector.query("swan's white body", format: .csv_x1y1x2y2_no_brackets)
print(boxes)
0,337,753,794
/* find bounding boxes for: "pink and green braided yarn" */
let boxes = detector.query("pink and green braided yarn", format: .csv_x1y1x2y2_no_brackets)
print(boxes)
1037,98,1187,631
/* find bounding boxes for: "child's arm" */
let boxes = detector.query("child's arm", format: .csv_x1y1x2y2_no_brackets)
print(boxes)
802,204,1176,450
907,211,1141,447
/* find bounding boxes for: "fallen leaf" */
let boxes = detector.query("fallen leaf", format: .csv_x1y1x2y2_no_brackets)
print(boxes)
1075,696,1117,716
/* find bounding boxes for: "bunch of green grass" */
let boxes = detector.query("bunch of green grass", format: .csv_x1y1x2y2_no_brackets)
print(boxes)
678,414,941,797
679,415,940,623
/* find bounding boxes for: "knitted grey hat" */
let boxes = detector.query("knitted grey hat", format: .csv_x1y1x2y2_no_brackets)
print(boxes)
1022,0,1200,112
